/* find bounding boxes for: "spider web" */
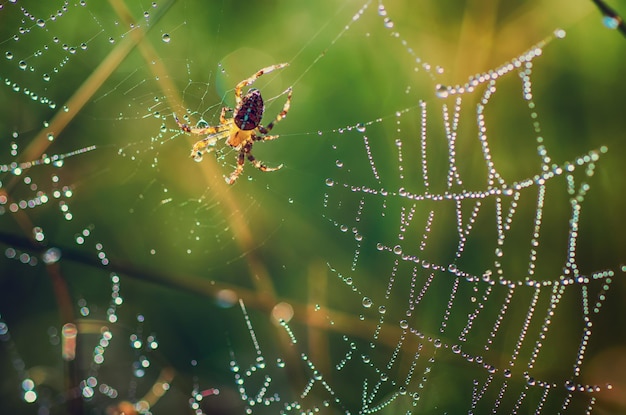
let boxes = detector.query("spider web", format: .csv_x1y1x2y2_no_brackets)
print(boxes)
0,1,625,414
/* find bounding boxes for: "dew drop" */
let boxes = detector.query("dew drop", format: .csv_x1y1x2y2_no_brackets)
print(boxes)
393,245,402,255
554,28,566,38
362,297,373,308
42,247,61,264
356,123,366,132
602,16,620,30
399,320,409,329
435,84,449,98
32,227,45,242
42,73,50,82
18,60,27,70
161,33,171,43
325,178,334,187
36,19,46,28
5,51,13,60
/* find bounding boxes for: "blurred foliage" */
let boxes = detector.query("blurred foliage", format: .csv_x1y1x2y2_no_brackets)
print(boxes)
0,0,625,414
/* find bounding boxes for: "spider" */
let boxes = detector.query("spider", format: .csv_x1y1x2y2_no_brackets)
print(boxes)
175,63,292,184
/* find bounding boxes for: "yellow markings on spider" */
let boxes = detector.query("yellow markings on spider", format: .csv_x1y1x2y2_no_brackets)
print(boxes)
175,63,292,185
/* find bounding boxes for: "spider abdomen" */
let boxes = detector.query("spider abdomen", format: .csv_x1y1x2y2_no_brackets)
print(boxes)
234,88,264,130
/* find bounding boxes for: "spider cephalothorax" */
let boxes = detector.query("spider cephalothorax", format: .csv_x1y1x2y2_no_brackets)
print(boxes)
175,63,292,184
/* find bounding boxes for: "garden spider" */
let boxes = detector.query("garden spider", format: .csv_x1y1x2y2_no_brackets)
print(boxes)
175,63,292,184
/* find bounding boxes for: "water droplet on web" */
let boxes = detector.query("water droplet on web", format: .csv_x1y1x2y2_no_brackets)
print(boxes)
42,247,61,264
383,17,394,28
393,245,402,255
36,19,45,28
42,73,50,82
356,123,366,132
32,227,45,242
378,4,387,16
5,52,13,60
18,60,27,70
554,28,566,38
362,297,373,308
435,84,449,98
602,16,620,30
325,178,334,187
47,133,54,141
162,33,171,43
335,159,343,168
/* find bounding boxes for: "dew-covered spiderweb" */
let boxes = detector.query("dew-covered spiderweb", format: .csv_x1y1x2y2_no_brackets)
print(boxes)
1,0,625,414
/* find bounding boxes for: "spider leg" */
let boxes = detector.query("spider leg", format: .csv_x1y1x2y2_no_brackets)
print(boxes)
234,63,289,106
247,152,283,172
258,87,292,134
225,151,246,184
220,107,232,124
253,134,280,142
174,114,226,136
191,136,222,161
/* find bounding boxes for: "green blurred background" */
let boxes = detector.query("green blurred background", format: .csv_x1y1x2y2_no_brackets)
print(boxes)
0,0,625,414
